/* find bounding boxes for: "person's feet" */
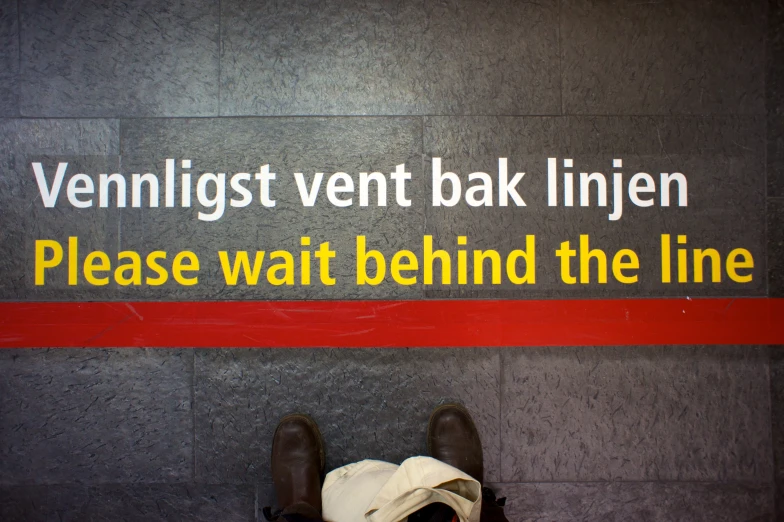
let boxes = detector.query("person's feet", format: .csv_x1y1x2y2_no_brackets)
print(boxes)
427,403,484,484
270,414,325,514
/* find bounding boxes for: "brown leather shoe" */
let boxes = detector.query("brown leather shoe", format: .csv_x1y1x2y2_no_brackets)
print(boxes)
427,403,484,484
270,414,325,515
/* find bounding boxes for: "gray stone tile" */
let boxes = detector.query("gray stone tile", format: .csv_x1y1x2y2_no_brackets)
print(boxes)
424,116,766,298
0,0,18,116
0,119,121,300
769,0,784,198
19,0,219,117
489,482,773,522
561,0,766,115
0,484,255,522
220,0,559,116
0,349,193,484
770,198,784,297
194,348,501,484
501,346,772,482
119,117,424,299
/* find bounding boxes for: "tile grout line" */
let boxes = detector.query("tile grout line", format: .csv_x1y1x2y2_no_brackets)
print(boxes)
421,115,426,301
498,349,505,483
764,0,772,489
767,348,777,516
484,479,776,486
191,349,197,483
765,6,778,521
557,0,563,116
118,149,122,251
765,0,771,300
2,113,768,120
765,0,774,505
217,0,222,117
15,0,21,118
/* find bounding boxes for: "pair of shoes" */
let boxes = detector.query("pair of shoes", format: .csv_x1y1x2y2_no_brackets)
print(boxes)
266,404,483,518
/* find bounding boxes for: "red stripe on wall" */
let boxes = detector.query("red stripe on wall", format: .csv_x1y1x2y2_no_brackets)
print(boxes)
0,299,782,348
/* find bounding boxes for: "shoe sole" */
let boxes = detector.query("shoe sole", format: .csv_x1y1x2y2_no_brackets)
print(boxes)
426,402,477,457
275,413,327,477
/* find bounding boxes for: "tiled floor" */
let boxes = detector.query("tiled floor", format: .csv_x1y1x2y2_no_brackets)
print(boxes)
0,0,781,520
0,347,776,520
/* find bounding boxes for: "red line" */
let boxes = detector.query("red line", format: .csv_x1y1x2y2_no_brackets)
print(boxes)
0,299,782,348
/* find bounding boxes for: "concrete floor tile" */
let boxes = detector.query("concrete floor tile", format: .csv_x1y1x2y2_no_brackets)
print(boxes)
501,346,772,482
19,0,219,117
220,0,559,115
561,0,766,115
194,348,501,484
0,349,193,484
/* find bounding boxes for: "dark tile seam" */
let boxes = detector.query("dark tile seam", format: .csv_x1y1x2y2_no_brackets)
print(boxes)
421,115,426,300
486,479,774,486
769,354,778,522
766,0,771,299
498,348,505,483
218,0,222,117
118,117,125,253
191,348,197,482
15,0,20,118
3,114,767,120
766,346,776,488
557,0,563,116
768,0,777,500
118,151,122,252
